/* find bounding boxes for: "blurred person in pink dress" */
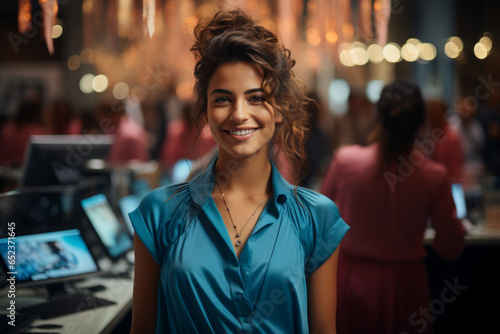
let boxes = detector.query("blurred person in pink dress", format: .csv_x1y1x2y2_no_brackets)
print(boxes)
97,100,150,164
320,80,466,334
0,98,46,167
159,101,217,171
426,99,464,183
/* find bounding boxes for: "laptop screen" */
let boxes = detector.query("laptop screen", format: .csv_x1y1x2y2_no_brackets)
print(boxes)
118,194,140,236
0,229,99,285
451,183,467,220
80,194,134,260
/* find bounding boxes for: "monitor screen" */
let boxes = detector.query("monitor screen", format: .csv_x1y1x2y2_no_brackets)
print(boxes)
118,194,141,236
0,229,99,286
80,194,134,260
19,135,113,188
451,183,468,220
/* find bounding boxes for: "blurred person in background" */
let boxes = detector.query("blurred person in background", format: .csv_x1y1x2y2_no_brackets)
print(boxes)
334,90,375,148
320,80,466,334
97,100,150,164
479,89,500,177
300,92,329,189
0,93,46,167
159,101,217,172
426,99,464,183
141,98,167,161
46,97,81,135
451,95,486,183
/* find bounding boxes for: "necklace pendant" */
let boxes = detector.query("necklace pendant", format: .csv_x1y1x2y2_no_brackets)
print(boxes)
236,233,241,237
235,240,242,247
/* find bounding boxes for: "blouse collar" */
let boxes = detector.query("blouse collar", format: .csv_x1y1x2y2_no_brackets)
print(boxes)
189,155,292,208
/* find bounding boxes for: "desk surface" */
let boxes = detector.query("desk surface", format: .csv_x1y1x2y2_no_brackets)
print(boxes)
0,275,133,334
425,221,500,246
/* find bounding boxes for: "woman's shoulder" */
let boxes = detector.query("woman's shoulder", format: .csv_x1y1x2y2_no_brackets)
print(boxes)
137,182,192,217
417,156,449,181
293,187,342,222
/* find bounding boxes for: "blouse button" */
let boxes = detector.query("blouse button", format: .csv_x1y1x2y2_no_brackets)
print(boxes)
236,292,243,300
244,317,251,323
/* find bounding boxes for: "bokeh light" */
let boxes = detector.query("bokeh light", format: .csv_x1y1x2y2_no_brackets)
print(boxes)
339,49,355,67
326,31,338,44
350,45,369,66
92,74,109,93
67,55,81,71
474,42,489,59
51,25,63,39
419,43,437,61
79,74,95,94
367,44,384,63
366,80,385,103
383,43,401,63
401,43,419,62
307,28,321,46
444,36,463,59
113,82,130,100
328,79,350,116
480,36,493,51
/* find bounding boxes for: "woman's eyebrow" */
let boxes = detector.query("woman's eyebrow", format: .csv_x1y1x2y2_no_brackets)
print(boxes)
210,88,264,96
244,88,264,94
210,88,232,96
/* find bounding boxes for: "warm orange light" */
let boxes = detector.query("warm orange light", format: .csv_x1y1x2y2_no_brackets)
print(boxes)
307,28,321,46
326,31,338,44
343,24,354,36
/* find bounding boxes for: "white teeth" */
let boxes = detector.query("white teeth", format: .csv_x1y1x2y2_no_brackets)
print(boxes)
229,129,255,136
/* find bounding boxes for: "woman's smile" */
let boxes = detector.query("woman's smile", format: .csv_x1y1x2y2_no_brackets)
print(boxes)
223,128,258,140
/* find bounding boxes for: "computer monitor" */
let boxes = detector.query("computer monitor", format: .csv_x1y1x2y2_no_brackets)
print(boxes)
19,135,113,188
118,194,141,236
80,194,134,261
451,183,468,220
0,229,100,296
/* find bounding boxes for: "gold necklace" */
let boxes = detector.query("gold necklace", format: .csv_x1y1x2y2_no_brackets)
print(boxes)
215,182,265,247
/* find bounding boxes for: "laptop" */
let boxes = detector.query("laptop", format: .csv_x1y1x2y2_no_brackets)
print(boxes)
80,194,134,261
118,194,141,236
0,229,100,285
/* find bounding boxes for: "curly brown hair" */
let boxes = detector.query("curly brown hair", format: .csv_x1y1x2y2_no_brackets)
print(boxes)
190,10,310,185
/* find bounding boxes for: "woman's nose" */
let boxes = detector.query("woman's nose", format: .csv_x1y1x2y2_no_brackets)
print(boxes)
229,100,250,122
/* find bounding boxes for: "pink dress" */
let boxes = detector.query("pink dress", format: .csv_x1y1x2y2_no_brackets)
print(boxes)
320,143,465,334
429,125,464,183
0,122,46,167
159,119,217,170
108,117,150,164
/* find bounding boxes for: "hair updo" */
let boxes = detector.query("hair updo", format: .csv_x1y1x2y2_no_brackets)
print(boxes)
190,10,310,185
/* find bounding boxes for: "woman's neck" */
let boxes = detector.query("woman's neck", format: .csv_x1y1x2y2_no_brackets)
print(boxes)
214,151,272,196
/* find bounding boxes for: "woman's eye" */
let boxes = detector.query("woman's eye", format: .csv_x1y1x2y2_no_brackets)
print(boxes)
214,97,230,103
249,95,265,103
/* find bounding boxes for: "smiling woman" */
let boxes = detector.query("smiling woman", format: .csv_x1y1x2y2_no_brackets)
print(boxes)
129,10,349,334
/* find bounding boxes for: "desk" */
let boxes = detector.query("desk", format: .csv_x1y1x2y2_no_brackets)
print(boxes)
425,220,500,246
0,275,133,334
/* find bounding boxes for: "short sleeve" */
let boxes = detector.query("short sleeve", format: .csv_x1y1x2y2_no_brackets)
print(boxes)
129,206,162,263
302,192,350,275
129,183,193,264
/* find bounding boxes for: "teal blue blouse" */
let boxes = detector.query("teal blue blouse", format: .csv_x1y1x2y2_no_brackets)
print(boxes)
130,157,349,333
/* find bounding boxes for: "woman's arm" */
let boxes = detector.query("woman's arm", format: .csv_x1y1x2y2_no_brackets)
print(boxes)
307,247,340,334
130,233,161,334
